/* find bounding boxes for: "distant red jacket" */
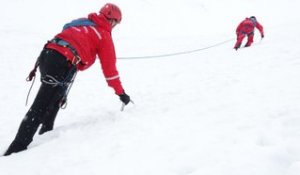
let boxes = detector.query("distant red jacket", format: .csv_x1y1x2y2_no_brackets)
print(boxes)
236,18,264,36
46,13,124,95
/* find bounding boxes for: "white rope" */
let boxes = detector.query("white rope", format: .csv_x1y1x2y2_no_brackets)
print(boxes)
118,38,235,60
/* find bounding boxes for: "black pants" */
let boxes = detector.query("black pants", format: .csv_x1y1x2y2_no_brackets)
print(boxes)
4,48,76,155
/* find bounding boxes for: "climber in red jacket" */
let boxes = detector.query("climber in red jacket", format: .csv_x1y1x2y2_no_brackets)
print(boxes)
234,16,264,50
4,3,131,156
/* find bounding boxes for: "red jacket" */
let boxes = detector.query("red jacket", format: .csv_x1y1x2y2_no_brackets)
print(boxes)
46,13,124,95
236,18,264,36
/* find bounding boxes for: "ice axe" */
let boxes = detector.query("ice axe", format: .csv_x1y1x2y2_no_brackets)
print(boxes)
121,100,134,111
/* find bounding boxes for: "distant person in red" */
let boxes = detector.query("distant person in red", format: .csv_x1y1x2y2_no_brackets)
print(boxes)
234,16,264,50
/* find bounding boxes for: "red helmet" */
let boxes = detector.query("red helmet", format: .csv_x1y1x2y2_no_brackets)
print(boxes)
100,3,122,23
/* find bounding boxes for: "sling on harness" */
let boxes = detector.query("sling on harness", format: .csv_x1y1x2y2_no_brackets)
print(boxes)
26,39,82,109
41,64,77,109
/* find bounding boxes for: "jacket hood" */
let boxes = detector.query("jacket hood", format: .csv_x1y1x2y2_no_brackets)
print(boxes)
88,13,112,33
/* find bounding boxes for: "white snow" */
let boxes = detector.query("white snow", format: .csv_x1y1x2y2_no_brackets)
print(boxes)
1,0,300,175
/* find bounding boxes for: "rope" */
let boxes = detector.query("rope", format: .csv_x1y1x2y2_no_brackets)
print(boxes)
25,75,36,106
42,75,63,86
41,69,77,109
118,38,235,60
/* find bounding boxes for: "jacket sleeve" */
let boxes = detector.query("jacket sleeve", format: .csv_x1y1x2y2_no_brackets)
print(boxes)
98,33,124,95
255,21,264,35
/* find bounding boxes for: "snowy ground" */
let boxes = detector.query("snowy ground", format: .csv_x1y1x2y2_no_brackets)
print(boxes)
1,0,300,175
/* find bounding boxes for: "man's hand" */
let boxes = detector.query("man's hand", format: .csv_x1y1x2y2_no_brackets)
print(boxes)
119,92,130,105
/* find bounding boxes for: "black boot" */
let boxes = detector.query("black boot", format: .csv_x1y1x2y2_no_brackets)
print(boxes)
234,44,241,51
3,140,27,156
244,42,251,47
38,124,53,135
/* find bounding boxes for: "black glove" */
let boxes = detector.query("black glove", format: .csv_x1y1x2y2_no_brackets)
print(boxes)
119,92,130,105
261,34,264,38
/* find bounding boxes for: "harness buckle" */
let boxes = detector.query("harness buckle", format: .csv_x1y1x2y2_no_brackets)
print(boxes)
72,55,81,65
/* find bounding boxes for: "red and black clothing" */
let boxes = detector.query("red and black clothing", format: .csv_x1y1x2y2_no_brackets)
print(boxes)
4,13,125,155
234,17,264,49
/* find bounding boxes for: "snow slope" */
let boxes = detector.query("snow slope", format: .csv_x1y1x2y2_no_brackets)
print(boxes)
1,0,300,175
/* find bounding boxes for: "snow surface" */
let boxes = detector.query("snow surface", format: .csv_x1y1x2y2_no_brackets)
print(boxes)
1,0,300,175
